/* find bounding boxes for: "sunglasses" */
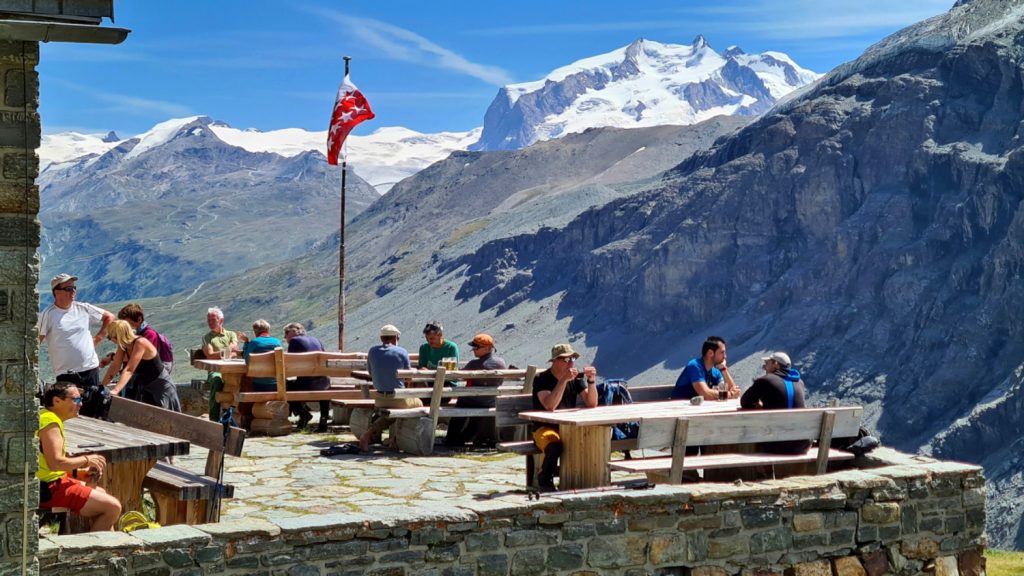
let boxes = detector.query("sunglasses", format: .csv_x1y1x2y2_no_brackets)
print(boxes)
64,396,82,405
423,324,442,334
56,286,77,293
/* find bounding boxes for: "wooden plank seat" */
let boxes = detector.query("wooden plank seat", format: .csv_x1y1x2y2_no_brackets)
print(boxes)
346,366,538,455
233,349,376,435
608,407,862,484
107,396,246,526
494,384,677,487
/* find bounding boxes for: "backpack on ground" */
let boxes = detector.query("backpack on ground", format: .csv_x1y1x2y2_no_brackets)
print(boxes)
595,378,638,440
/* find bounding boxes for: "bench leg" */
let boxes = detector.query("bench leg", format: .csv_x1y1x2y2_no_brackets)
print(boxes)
151,491,211,526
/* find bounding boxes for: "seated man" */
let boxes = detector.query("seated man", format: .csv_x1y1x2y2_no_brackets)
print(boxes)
671,336,740,400
360,325,423,452
532,343,598,492
283,322,331,432
201,307,238,420
741,351,810,454
37,382,122,531
444,333,506,448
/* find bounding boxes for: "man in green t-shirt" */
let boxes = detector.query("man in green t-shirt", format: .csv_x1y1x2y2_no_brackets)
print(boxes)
417,321,459,370
201,306,238,420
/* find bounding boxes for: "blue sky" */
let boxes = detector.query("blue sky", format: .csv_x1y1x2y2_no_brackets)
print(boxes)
38,0,951,138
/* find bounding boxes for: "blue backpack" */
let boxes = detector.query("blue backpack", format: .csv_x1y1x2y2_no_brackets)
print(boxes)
596,378,639,440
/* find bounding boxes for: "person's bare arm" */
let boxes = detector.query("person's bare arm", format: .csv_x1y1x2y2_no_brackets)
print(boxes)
39,424,106,474
719,363,740,397
693,380,718,401
92,311,115,347
579,367,599,408
100,348,126,387
111,342,146,395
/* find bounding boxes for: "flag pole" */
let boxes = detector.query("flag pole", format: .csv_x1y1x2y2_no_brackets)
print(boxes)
338,55,351,351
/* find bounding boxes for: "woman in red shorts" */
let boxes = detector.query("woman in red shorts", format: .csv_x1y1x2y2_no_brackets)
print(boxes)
37,382,121,531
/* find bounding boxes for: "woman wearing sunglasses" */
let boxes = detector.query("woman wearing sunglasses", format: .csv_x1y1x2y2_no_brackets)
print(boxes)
37,381,121,531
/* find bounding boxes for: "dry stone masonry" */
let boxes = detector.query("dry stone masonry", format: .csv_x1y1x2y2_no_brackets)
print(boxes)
0,38,40,576
39,450,986,576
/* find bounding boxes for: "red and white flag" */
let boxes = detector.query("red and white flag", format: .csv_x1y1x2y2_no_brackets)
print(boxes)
326,74,375,165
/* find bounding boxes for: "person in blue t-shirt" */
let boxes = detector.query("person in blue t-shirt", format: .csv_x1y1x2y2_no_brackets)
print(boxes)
237,319,283,392
671,336,740,400
360,325,422,452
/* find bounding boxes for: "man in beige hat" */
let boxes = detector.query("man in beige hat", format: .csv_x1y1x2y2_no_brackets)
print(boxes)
38,273,115,416
530,343,599,491
361,325,421,452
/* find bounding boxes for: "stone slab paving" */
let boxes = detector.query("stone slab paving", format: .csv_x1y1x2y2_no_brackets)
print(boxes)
172,428,545,523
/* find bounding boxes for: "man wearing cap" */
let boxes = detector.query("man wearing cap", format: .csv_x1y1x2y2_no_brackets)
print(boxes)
38,274,115,403
741,351,810,454
361,325,422,452
671,336,740,400
531,343,599,491
444,333,507,448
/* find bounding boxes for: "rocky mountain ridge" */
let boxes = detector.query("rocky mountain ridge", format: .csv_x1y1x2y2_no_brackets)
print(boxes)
471,36,819,151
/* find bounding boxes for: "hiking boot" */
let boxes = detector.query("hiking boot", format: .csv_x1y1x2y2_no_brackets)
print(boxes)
537,479,557,493
316,418,329,433
296,412,313,429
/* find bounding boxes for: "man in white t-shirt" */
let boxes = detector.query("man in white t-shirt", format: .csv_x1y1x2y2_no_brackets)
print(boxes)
38,274,114,399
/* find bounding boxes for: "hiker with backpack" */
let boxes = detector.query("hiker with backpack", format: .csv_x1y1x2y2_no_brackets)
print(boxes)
114,304,175,374
100,320,181,412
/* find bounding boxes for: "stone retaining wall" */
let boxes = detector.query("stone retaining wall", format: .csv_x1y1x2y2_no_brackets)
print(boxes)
39,449,985,576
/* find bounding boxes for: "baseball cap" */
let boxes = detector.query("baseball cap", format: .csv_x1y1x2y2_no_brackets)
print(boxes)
761,351,792,367
380,324,401,337
548,343,580,362
50,273,78,290
468,334,495,348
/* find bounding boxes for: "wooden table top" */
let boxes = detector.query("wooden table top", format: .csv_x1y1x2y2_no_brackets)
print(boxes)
193,358,247,373
65,416,190,463
519,398,741,427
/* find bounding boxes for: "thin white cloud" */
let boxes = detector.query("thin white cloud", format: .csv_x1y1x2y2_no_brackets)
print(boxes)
472,0,950,41
50,79,193,117
306,7,514,86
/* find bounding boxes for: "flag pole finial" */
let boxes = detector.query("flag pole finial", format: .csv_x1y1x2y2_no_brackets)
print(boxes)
343,55,351,76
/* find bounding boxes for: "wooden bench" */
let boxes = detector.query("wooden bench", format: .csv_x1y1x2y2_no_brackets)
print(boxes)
495,383,677,487
221,349,371,435
348,365,538,455
608,406,862,484
107,396,246,525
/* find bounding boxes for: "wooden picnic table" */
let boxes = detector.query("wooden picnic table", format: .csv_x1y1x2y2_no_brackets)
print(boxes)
64,416,190,531
519,398,741,489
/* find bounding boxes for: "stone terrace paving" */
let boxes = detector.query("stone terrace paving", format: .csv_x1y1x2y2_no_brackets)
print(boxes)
175,429,543,522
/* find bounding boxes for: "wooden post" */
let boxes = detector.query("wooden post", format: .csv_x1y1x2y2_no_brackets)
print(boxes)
558,425,610,489
523,365,537,395
429,367,446,433
669,417,689,484
815,411,836,474
274,347,287,401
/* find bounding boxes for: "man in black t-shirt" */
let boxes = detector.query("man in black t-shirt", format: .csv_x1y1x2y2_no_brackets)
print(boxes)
740,351,810,454
531,343,599,491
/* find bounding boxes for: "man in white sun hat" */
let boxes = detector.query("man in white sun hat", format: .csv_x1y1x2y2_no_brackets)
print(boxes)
38,273,115,415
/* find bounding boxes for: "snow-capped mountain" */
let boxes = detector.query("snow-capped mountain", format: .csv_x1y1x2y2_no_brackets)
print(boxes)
40,117,481,194
471,36,821,151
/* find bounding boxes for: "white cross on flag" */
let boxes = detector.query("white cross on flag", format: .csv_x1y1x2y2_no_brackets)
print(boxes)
326,74,375,165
